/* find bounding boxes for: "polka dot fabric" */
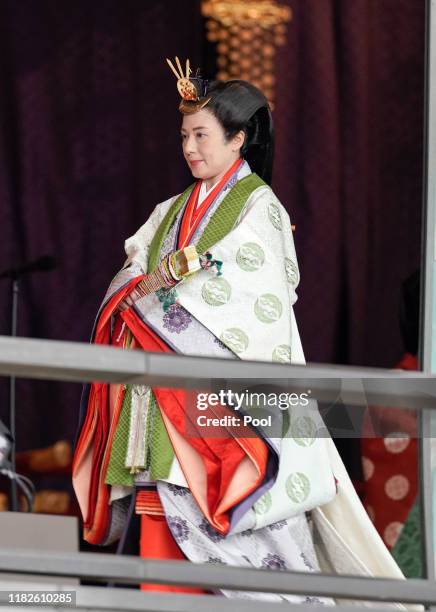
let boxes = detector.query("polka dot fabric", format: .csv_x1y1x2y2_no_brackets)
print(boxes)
360,354,418,551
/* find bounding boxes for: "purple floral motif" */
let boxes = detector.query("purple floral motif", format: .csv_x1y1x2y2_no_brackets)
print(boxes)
240,529,253,537
199,518,225,542
207,556,226,565
163,304,192,334
304,597,324,605
261,553,287,571
167,483,190,497
268,520,287,532
167,515,190,543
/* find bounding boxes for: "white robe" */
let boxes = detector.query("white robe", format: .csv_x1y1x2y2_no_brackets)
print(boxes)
122,172,412,607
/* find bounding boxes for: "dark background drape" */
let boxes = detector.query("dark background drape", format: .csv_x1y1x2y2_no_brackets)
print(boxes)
274,0,424,367
0,0,425,458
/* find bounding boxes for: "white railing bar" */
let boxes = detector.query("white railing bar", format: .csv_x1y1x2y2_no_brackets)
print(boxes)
0,582,417,612
0,550,435,604
0,336,435,411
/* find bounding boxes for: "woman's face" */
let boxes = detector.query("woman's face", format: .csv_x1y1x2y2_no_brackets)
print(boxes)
181,108,244,187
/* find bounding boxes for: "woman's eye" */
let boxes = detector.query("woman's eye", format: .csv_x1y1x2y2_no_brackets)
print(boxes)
180,132,205,141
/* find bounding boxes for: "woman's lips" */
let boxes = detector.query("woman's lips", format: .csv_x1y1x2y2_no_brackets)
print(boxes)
189,160,203,167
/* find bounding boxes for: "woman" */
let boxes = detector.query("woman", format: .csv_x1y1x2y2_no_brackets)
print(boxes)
73,58,408,604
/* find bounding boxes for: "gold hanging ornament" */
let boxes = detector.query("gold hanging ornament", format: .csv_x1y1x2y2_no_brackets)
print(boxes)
202,0,292,108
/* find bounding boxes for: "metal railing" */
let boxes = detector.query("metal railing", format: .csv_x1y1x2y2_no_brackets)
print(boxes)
0,335,435,609
0,549,435,610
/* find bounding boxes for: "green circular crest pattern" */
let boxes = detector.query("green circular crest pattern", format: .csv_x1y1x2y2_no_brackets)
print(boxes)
220,328,249,354
272,344,292,363
286,472,311,504
268,201,282,230
290,417,316,447
254,294,283,323
284,258,299,286
201,278,232,306
236,242,265,272
254,491,272,516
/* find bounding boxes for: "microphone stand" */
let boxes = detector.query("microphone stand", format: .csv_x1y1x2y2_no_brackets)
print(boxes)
1,256,56,512
9,276,19,511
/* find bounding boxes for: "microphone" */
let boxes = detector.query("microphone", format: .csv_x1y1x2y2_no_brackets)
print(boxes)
0,419,12,469
0,255,57,280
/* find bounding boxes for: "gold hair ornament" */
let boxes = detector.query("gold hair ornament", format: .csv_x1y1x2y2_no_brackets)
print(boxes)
166,56,211,114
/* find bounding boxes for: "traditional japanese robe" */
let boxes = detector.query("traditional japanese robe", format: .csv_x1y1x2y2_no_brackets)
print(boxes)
73,161,410,606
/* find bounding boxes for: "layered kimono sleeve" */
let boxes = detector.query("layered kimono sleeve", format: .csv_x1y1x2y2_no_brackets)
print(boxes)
72,194,178,545
208,184,304,365
235,185,301,305
123,196,177,272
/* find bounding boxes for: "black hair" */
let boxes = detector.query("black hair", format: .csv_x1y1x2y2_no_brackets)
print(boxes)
203,80,274,185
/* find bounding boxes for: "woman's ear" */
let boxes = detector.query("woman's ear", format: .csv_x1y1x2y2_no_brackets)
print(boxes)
231,130,245,153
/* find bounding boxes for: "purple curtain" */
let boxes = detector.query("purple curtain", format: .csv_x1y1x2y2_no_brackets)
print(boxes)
274,0,424,367
0,0,203,451
0,0,425,457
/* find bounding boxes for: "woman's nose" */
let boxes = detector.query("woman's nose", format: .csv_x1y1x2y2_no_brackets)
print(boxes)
183,135,197,154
